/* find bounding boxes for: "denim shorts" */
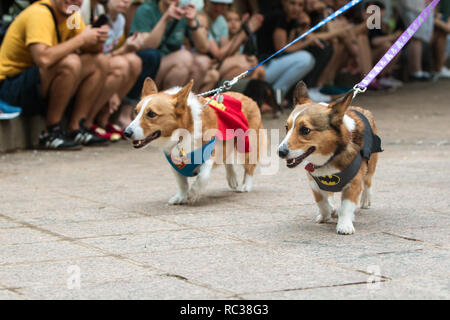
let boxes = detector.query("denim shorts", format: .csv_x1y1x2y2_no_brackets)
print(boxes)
125,48,162,105
0,66,47,116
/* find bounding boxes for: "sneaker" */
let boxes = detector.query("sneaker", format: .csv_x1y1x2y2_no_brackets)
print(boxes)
92,124,121,142
436,67,450,79
0,100,22,120
106,122,125,139
379,76,403,88
308,87,332,103
68,119,109,146
409,71,432,82
38,126,82,150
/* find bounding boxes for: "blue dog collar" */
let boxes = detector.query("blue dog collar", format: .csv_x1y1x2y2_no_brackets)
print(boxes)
164,138,216,177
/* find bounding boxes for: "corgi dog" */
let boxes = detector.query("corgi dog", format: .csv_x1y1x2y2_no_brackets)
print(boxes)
278,82,382,235
124,77,264,205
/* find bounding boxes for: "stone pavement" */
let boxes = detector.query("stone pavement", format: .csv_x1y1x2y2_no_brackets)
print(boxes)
0,81,449,300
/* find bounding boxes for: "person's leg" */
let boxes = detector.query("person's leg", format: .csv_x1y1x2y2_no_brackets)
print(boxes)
199,68,220,93
84,55,129,129
251,65,265,80
219,55,252,80
191,53,212,92
126,49,162,102
408,38,423,75
266,51,315,93
115,52,143,128
155,50,194,89
119,53,142,99
356,33,373,76
68,53,109,132
39,53,82,127
303,44,333,88
433,29,448,73
317,40,346,86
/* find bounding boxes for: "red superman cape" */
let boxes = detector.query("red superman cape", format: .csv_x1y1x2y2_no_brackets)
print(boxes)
208,94,250,153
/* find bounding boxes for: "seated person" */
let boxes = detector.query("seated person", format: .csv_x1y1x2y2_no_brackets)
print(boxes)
204,0,263,71
127,0,209,90
218,7,265,81
264,0,317,105
82,0,143,137
364,1,403,88
398,0,434,81
0,0,112,149
432,1,450,79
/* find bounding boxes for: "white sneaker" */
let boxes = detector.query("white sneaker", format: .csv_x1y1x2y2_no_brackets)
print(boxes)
379,76,403,88
308,87,332,103
438,67,450,79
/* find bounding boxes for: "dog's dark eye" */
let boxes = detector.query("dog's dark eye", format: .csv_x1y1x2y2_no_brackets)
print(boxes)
147,110,157,118
285,125,289,133
299,126,311,135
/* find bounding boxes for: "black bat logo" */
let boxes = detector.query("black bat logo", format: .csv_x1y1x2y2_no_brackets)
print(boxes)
318,175,341,186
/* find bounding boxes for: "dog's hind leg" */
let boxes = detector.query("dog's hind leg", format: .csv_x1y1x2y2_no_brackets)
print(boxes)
225,164,239,191
361,154,378,209
187,159,214,203
168,169,189,205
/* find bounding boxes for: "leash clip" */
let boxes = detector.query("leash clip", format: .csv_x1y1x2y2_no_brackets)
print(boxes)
352,84,367,99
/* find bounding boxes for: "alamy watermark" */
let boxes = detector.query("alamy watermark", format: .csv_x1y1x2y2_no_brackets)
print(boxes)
67,265,81,290
66,5,81,30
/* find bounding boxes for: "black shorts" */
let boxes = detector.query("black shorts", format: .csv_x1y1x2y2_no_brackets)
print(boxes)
0,66,47,116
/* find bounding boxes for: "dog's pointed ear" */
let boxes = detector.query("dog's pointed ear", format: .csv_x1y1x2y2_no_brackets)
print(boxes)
329,90,353,125
174,80,194,115
141,77,158,98
293,81,311,105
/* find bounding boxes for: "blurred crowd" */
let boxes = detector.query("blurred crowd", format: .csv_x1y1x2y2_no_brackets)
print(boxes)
0,0,449,150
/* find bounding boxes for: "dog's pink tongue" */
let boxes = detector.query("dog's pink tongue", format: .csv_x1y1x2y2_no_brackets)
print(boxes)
305,163,315,173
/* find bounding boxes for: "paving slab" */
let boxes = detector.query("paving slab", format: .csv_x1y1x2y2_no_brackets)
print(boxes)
0,256,157,289
20,275,226,300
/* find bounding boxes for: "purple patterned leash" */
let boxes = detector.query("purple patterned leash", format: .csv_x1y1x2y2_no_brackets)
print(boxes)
354,0,441,96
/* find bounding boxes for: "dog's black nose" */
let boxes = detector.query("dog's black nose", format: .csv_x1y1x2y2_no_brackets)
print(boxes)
124,128,133,139
278,145,289,159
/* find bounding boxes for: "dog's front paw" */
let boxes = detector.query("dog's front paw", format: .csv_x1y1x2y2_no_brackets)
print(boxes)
236,177,253,193
187,188,201,204
168,193,188,205
336,220,355,235
315,214,330,224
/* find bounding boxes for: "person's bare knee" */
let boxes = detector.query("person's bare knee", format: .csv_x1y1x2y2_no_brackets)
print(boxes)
57,53,82,76
158,50,193,88
124,53,142,78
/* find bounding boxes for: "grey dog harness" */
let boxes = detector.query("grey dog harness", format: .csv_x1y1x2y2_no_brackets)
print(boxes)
310,110,382,192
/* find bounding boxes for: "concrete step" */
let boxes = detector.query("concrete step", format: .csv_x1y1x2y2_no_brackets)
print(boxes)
0,116,45,152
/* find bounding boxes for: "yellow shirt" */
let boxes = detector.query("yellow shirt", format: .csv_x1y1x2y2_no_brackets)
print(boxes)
0,0,85,81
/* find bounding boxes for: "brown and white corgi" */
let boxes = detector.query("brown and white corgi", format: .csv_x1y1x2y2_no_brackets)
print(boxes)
278,82,382,235
124,77,264,205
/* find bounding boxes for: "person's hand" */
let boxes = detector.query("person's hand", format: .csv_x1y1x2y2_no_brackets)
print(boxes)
393,30,403,39
306,34,325,49
164,2,184,22
246,14,264,34
96,25,109,43
80,25,101,46
182,2,197,23
108,94,121,114
125,33,142,52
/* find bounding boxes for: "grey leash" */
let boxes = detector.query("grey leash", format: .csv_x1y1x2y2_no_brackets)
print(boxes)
197,71,248,107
